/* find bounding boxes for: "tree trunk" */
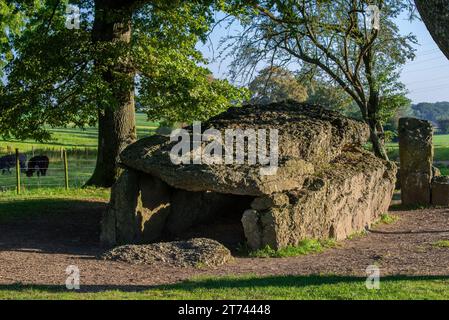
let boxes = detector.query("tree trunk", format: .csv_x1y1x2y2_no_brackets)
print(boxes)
369,121,389,161
362,99,389,161
85,0,137,187
365,107,389,161
415,1,449,60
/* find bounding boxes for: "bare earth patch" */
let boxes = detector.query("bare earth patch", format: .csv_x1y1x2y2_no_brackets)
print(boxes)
1,201,449,291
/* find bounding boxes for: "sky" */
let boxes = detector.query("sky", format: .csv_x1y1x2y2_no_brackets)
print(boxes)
198,13,449,105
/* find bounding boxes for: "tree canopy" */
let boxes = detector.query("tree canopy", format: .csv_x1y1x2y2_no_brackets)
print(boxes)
0,0,248,141
223,0,415,159
248,66,308,104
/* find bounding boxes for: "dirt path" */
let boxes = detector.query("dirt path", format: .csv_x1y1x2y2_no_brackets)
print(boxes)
1,202,449,291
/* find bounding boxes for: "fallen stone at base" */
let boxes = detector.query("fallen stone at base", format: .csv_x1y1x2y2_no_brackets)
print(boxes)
431,176,449,206
101,238,232,268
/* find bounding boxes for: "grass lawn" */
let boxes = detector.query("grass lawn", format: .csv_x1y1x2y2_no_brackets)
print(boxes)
1,275,449,300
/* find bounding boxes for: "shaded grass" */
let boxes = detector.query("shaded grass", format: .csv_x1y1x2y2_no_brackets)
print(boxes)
0,187,109,222
248,239,337,258
1,275,449,300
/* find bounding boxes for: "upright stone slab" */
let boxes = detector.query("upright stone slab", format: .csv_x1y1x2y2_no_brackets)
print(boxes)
399,118,433,205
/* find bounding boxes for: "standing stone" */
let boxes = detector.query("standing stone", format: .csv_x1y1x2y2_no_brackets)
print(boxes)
136,173,171,243
101,169,139,246
100,170,172,246
241,210,262,250
399,118,433,205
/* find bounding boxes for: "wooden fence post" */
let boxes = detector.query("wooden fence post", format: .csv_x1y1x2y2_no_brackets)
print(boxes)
63,149,69,190
15,148,21,195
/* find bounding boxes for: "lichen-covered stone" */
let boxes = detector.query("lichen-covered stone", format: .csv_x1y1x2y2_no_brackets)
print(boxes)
242,150,396,249
101,238,232,268
399,117,433,205
136,174,171,243
101,172,172,246
120,101,369,196
101,170,139,246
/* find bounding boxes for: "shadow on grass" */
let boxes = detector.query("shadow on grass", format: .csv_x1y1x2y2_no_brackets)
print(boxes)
1,275,449,295
0,198,106,255
0,198,105,221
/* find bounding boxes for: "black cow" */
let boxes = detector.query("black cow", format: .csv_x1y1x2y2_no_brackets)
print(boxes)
26,155,49,177
0,154,27,174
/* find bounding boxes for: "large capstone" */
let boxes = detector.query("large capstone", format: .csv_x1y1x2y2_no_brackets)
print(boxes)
101,101,396,250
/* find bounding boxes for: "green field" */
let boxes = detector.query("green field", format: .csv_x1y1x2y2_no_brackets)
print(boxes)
386,134,449,163
0,113,158,152
0,114,157,191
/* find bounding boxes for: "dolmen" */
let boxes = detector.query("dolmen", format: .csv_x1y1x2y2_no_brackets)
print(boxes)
101,101,396,250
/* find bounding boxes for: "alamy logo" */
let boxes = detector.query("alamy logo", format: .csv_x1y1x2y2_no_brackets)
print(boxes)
366,5,380,30
365,265,380,290
65,265,80,290
170,122,279,176
65,5,80,30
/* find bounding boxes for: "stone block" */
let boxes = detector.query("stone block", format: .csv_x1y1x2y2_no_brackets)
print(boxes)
432,176,449,206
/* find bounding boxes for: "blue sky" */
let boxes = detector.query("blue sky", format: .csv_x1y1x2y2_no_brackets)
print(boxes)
198,13,449,104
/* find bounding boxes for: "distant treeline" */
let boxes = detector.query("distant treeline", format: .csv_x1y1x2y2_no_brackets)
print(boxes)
412,102,449,134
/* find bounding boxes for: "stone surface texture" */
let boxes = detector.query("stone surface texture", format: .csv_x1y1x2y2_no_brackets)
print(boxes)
102,238,232,267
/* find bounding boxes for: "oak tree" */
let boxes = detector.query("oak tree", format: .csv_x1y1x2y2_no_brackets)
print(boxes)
0,0,247,187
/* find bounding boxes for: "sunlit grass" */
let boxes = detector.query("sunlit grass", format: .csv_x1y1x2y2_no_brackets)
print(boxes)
0,113,158,190
432,240,449,248
1,275,449,300
248,239,337,258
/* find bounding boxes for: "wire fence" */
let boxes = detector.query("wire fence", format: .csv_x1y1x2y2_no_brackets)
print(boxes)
0,148,97,193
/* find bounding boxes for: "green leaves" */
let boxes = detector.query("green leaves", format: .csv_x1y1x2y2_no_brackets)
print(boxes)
0,0,247,141
248,66,308,104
